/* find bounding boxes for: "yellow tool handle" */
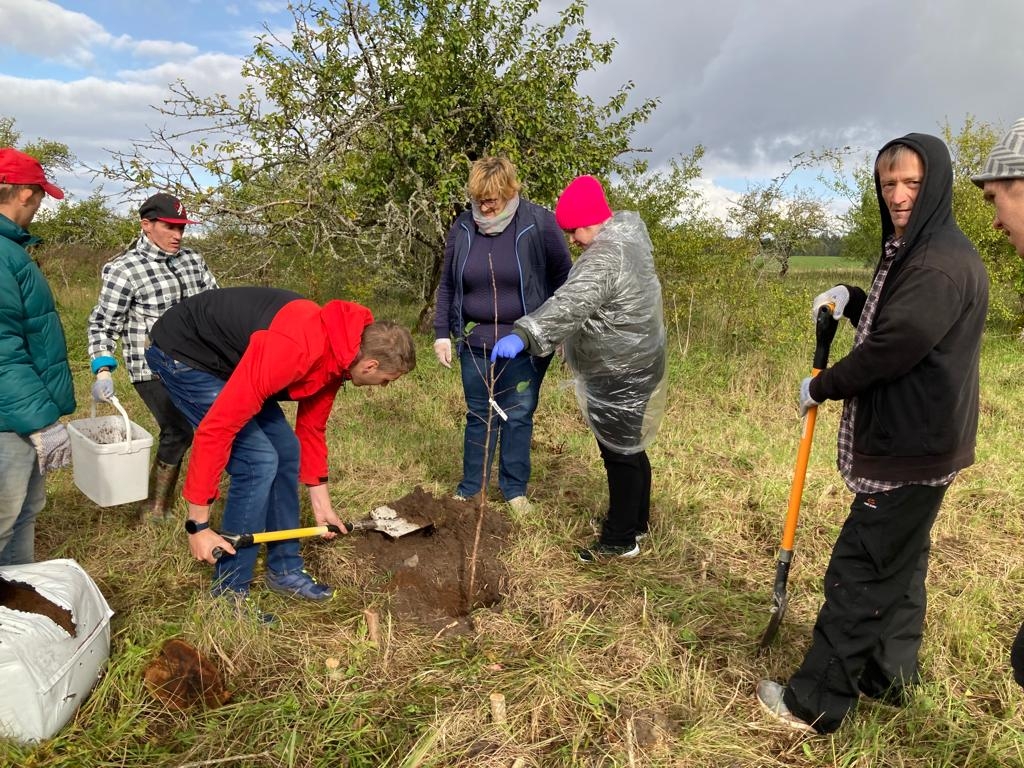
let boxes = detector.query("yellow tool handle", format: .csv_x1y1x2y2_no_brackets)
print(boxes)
248,525,332,544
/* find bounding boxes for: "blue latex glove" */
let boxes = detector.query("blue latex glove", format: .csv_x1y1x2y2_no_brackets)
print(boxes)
798,376,820,417
91,371,114,403
490,335,525,362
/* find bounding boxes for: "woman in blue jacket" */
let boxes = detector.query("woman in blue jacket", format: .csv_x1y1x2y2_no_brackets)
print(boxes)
432,157,571,510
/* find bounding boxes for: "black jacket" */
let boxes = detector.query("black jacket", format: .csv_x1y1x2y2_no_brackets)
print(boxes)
810,133,989,482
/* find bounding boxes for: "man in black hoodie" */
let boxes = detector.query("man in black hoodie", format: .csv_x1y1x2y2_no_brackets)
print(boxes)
757,133,989,733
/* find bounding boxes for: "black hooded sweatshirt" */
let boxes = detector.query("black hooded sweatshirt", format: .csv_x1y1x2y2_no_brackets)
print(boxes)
809,133,989,482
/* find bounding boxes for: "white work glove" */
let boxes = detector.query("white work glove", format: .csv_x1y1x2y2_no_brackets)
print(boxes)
798,377,820,417
91,370,114,403
433,338,452,368
811,285,850,320
28,422,72,474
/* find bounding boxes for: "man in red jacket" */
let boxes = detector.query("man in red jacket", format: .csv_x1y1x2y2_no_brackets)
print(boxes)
146,287,416,605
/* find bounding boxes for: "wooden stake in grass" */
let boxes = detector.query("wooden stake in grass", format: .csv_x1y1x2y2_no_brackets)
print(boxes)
489,691,507,725
363,608,380,644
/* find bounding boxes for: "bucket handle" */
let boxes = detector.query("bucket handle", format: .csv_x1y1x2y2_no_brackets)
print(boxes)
89,395,138,455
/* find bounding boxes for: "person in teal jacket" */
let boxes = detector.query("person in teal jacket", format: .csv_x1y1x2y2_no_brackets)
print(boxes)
0,148,76,566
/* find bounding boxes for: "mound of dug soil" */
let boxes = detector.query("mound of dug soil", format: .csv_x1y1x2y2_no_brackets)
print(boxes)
346,487,512,633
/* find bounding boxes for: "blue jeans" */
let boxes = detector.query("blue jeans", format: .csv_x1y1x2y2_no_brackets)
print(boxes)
458,346,551,500
146,345,304,595
0,432,45,566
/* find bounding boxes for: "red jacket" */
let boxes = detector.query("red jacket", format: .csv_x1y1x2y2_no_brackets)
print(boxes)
182,299,372,504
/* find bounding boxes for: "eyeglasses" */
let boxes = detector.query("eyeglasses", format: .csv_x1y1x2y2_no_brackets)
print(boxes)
475,197,502,210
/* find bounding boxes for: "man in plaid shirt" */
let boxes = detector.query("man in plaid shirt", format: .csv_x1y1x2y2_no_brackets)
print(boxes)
757,134,989,733
87,193,218,521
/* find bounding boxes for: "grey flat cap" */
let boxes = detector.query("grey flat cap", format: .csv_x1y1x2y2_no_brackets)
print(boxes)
972,117,1024,188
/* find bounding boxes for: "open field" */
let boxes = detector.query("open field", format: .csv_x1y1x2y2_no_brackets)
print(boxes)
4,260,1024,767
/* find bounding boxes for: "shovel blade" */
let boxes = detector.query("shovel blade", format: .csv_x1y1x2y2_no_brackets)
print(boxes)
349,505,432,538
757,590,788,653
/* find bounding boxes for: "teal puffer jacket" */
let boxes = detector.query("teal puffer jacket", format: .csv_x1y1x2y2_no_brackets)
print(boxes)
0,214,75,435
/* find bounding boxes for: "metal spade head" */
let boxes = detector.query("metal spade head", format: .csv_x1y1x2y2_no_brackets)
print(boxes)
349,505,432,538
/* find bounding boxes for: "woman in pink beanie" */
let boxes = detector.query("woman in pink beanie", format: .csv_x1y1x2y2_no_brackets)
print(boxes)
492,175,667,562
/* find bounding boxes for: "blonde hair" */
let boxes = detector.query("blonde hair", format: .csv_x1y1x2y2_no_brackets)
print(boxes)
876,143,921,174
357,321,417,374
466,157,522,202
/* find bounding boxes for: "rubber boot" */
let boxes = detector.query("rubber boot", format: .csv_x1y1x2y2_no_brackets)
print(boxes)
144,460,181,522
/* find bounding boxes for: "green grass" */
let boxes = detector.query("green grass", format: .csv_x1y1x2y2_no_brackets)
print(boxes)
3,260,1023,766
787,255,866,271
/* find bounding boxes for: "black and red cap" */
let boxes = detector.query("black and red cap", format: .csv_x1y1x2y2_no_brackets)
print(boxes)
139,192,198,224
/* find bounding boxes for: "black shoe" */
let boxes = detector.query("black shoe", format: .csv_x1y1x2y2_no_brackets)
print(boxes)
576,540,640,563
589,517,648,542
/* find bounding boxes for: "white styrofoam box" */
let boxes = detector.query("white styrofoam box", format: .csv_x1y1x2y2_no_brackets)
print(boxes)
68,396,153,507
0,558,114,742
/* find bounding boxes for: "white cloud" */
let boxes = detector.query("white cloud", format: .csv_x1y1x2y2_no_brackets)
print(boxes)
116,52,246,90
129,39,201,60
0,1,198,70
692,178,736,224
0,48,249,202
255,1,288,13
0,0,110,66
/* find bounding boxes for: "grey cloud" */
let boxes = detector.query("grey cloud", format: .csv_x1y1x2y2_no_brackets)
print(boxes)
575,0,1024,177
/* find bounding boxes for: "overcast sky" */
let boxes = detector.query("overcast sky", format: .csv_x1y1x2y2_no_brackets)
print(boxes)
1,0,1022,219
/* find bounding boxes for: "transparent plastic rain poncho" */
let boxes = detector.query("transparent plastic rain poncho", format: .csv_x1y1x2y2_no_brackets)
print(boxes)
515,211,667,454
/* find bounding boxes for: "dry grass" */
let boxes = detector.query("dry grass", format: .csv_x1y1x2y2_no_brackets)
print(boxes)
3,267,1023,767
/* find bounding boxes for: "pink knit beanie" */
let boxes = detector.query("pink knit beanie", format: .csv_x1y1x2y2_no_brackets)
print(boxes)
555,175,612,230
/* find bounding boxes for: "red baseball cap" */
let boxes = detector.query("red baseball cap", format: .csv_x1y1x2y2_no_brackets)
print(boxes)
0,148,65,199
139,192,198,224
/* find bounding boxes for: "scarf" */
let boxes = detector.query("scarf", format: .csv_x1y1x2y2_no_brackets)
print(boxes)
472,194,520,235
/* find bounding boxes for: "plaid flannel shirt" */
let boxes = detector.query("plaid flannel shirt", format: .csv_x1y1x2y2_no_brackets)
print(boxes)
87,234,218,382
837,236,956,493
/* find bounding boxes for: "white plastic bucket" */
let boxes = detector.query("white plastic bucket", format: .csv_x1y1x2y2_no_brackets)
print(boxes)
68,396,153,507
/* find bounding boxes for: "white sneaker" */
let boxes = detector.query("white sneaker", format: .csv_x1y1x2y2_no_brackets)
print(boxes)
755,680,815,733
508,496,532,514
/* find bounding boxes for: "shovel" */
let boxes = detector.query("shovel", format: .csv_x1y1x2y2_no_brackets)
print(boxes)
344,505,434,538
757,303,839,652
211,506,430,558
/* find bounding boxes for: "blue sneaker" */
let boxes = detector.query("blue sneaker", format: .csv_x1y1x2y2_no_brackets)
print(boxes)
265,569,335,602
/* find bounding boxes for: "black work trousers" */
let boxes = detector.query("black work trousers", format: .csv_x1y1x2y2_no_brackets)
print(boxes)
1012,620,1024,688
783,482,949,733
597,440,651,547
134,378,194,465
